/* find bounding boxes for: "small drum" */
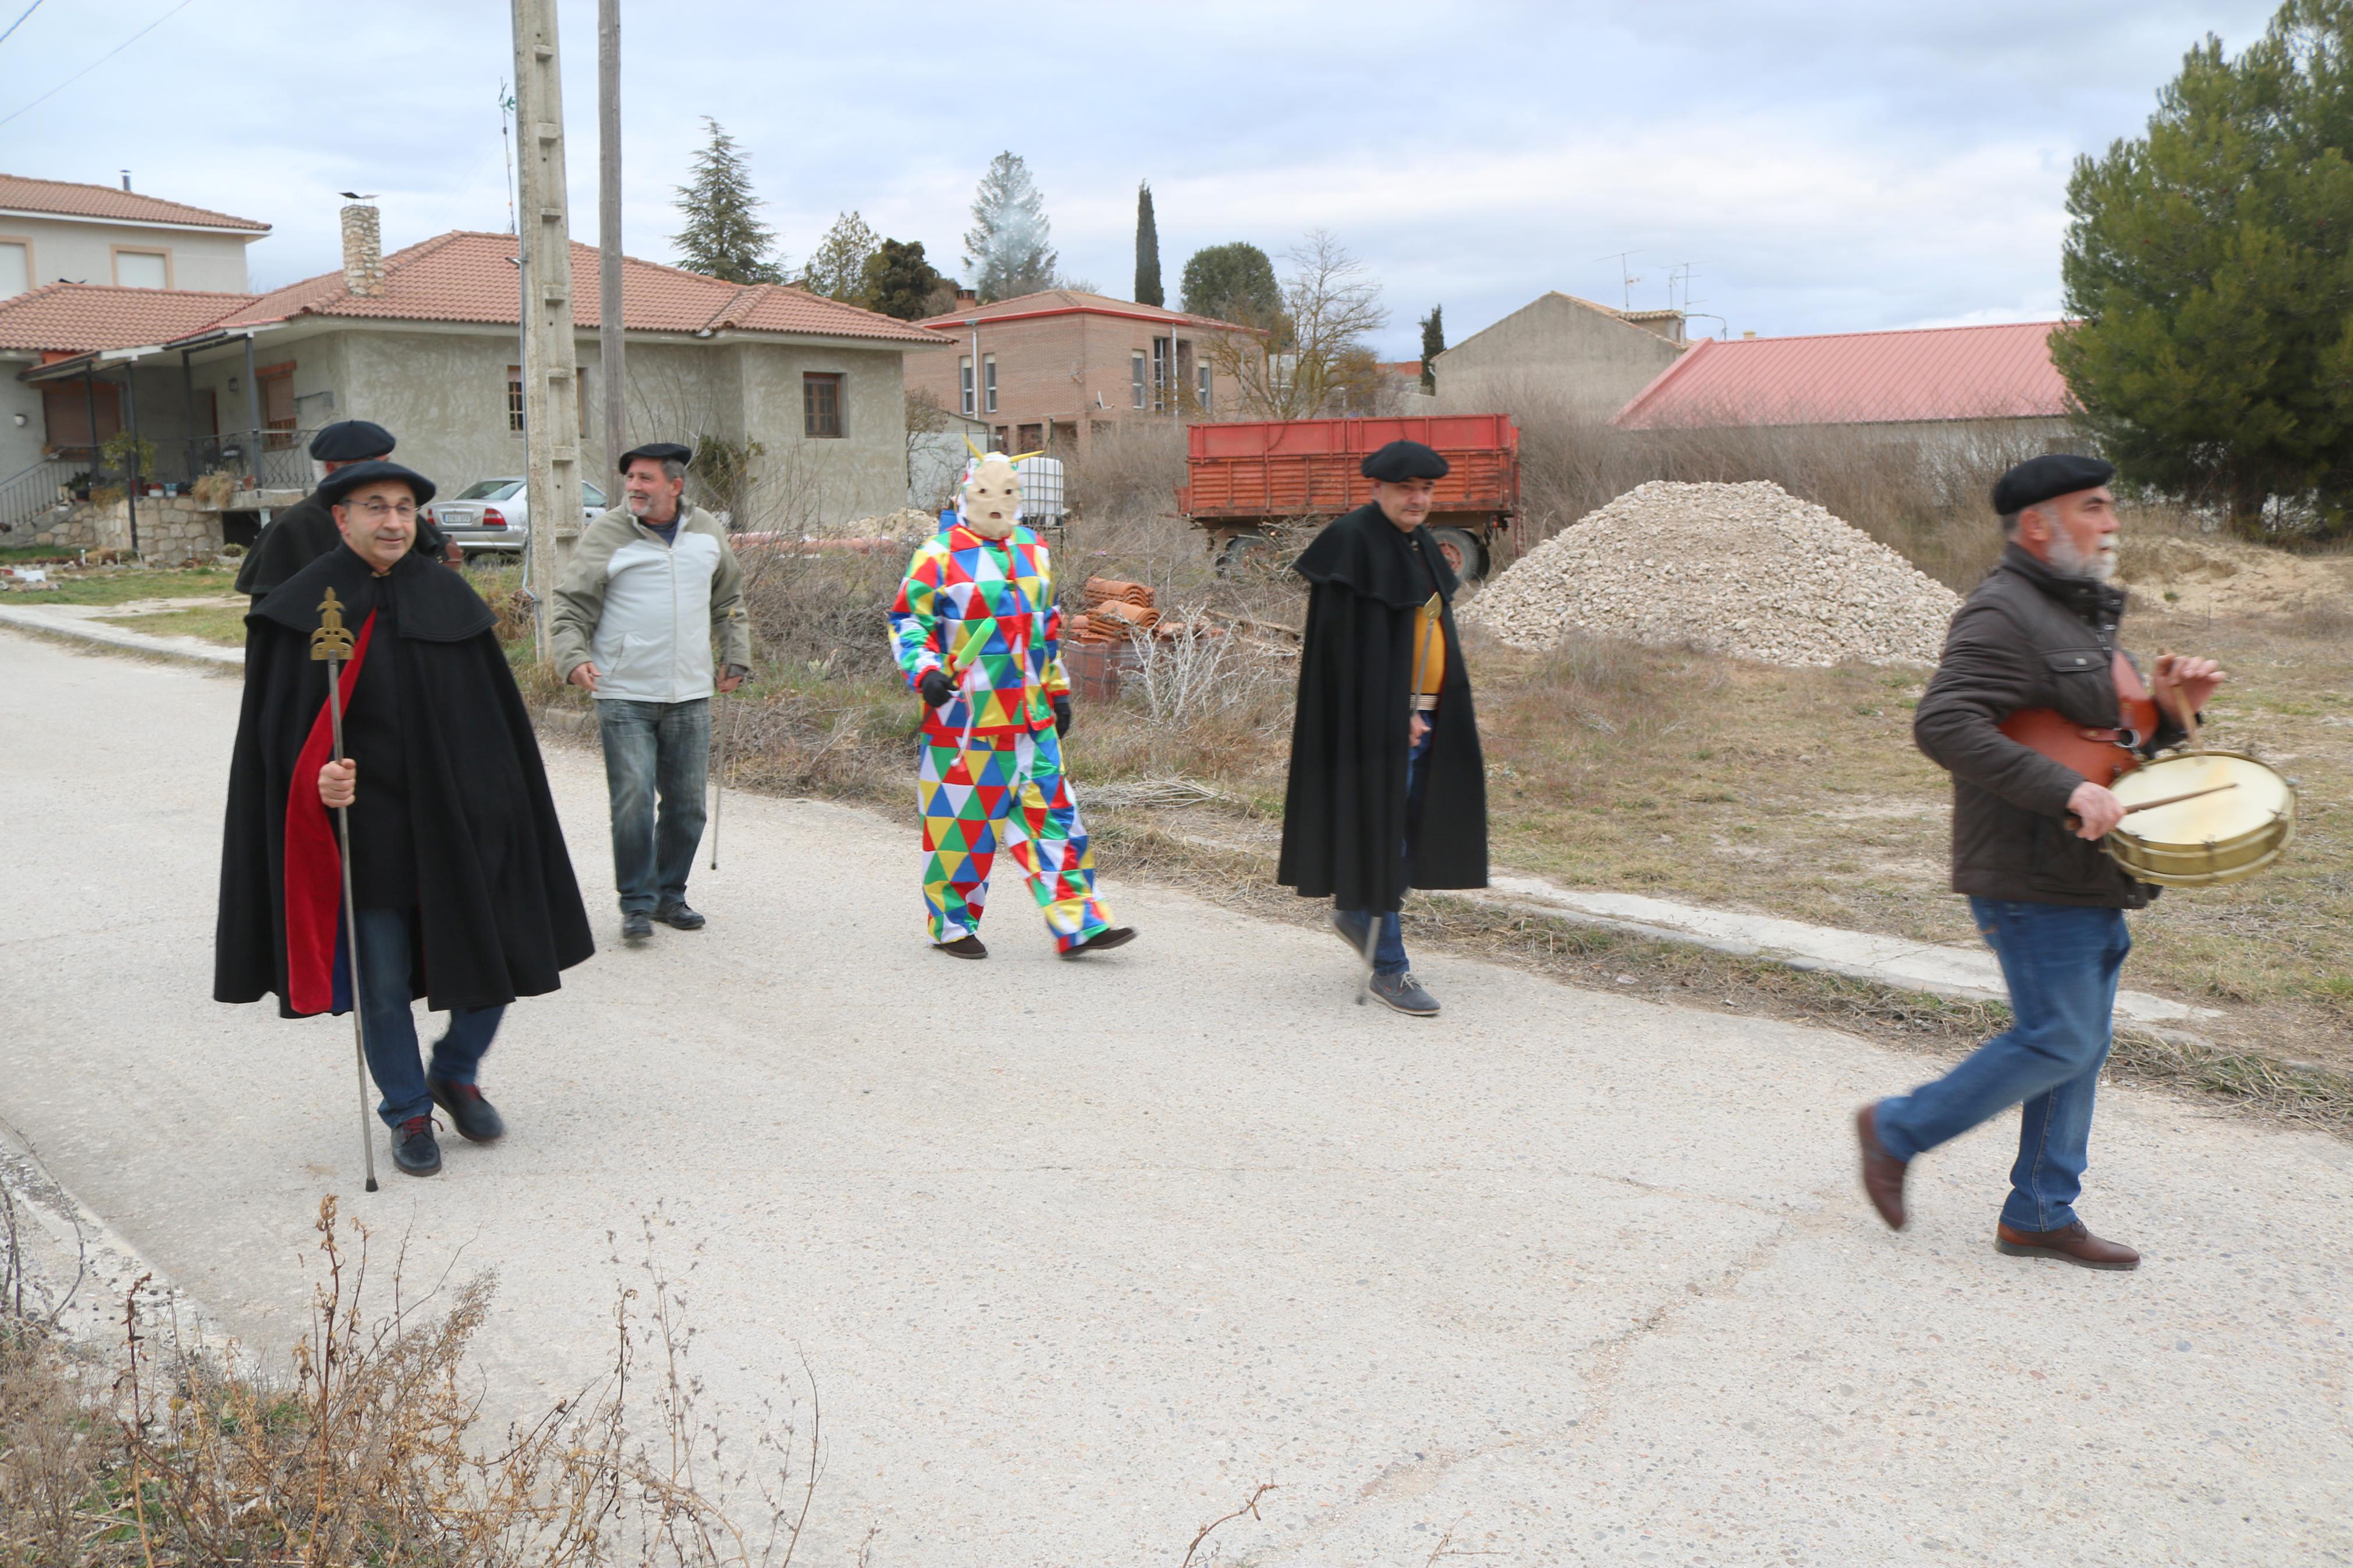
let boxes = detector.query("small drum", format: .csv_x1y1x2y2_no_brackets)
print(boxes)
2106,750,2296,887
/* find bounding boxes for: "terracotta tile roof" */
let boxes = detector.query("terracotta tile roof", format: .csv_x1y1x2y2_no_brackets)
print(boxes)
0,173,268,232
916,288,1251,333
212,230,945,343
0,281,258,354
1613,321,2071,429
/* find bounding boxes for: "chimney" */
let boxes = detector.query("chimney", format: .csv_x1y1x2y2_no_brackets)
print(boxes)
955,286,978,309
341,203,385,297
120,170,132,191
1741,329,1757,340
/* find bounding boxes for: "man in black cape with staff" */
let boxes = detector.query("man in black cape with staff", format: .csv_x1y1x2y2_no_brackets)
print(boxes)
215,459,594,1178
1277,439,1488,1015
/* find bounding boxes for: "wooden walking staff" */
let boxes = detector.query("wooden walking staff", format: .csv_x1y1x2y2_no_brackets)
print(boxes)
311,588,379,1193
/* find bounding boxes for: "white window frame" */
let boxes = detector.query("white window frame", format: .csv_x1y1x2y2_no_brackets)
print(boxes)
1131,351,1147,410
1197,362,1211,414
960,356,975,417
983,353,998,415
0,239,29,300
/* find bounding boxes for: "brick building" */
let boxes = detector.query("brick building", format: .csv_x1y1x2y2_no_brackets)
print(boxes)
906,289,1259,457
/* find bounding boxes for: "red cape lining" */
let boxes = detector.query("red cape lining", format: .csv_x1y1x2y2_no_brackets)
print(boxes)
283,612,376,1016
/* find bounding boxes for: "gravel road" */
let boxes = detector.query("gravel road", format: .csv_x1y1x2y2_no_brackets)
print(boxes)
2,628,2347,1567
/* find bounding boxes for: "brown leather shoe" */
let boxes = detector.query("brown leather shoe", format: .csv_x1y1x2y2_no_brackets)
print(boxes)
935,936,987,959
1995,1220,2140,1271
1856,1104,1908,1230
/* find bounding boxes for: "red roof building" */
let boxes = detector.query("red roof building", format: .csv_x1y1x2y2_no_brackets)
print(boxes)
1612,321,2072,431
0,173,269,302
906,288,1259,456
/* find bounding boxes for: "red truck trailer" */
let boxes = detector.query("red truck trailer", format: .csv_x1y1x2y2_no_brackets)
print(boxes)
1177,413,1521,581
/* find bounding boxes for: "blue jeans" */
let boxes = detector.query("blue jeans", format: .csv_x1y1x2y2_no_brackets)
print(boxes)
351,906,503,1129
597,697,710,913
1341,727,1435,977
1875,897,2130,1232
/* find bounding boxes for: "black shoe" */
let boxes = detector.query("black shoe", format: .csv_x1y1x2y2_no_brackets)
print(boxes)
654,900,705,930
1061,926,1137,958
622,911,653,943
1368,971,1439,1015
428,1078,505,1143
936,935,988,958
1330,909,1375,958
391,1115,442,1176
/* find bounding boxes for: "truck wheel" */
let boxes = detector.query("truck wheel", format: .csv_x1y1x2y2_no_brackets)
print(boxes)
1428,526,1486,583
1215,532,1276,577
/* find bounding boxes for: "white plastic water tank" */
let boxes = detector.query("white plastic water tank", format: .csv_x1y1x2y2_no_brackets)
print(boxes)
1017,456,1066,522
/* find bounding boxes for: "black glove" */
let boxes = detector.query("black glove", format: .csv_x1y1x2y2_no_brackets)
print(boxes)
919,668,954,707
1052,696,1073,737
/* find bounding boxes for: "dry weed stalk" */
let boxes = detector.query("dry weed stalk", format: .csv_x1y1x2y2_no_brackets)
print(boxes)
60,1197,824,1568
1178,1481,1276,1566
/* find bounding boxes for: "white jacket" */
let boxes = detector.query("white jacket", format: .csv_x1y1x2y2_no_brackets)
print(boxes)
549,504,751,703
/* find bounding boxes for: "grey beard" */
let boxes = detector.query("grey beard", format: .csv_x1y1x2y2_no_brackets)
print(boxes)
2047,530,2117,582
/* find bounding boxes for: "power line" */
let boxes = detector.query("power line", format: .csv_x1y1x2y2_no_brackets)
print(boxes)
0,1,47,47
0,0,197,127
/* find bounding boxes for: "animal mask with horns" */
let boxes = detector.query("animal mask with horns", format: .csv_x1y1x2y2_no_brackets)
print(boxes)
957,443,1041,541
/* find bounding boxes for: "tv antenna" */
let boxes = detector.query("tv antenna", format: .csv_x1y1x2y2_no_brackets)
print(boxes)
1588,250,1644,311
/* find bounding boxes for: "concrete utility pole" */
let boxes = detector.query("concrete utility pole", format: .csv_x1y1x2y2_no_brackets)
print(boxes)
597,0,626,479
511,0,585,665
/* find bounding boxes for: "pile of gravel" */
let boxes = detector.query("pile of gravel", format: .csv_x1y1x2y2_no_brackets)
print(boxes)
1464,481,1961,667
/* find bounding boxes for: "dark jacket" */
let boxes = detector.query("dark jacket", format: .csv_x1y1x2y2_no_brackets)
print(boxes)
1276,503,1488,911
216,545,593,1017
1913,543,2183,908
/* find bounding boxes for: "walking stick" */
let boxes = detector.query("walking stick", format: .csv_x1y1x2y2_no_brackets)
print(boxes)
709,685,746,872
311,589,378,1193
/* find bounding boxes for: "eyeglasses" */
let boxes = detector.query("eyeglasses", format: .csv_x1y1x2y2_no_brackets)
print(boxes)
350,499,417,521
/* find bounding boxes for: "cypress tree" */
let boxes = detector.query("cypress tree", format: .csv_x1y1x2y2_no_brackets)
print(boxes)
1134,181,1163,306
1418,305,1445,392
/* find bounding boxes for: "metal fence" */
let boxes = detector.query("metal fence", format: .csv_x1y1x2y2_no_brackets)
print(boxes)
0,429,325,540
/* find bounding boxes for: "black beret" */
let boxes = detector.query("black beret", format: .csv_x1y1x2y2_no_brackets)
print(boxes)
308,419,395,462
618,442,694,472
317,460,436,510
1360,440,1450,482
1992,454,2114,517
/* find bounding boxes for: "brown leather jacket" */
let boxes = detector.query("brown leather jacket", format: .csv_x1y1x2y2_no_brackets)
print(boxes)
1912,544,2183,908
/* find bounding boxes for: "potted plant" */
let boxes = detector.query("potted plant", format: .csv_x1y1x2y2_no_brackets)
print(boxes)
98,431,161,489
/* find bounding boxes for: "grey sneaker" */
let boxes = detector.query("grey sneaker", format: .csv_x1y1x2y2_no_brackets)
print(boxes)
1369,971,1439,1016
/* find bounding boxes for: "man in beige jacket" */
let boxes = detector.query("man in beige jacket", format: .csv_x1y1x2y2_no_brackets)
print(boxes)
551,443,751,943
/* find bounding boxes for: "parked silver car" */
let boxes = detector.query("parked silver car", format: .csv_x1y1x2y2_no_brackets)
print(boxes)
426,478,608,557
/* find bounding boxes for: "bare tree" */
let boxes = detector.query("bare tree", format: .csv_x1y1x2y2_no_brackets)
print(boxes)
1206,230,1389,420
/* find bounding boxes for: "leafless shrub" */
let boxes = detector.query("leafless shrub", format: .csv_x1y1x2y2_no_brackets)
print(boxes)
1064,422,1187,525
2,1196,822,1568
1123,619,1289,730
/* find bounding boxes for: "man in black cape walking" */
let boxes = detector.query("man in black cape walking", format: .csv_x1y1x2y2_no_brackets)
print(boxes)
233,420,454,602
1276,439,1488,1015
215,460,594,1177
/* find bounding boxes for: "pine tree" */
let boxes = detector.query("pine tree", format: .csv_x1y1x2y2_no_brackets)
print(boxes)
672,118,785,285
860,239,945,321
802,211,881,302
962,151,1059,303
2058,0,2353,531
1134,181,1163,307
1418,305,1445,392
1179,243,1281,326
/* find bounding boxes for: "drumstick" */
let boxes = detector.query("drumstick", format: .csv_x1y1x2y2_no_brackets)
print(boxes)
2068,781,2238,828
2157,646,2205,754
2120,781,2237,816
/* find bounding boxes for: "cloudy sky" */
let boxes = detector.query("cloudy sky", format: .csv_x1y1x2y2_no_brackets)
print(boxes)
0,0,2281,357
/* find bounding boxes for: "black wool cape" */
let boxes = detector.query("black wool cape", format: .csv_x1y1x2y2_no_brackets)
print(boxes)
1276,503,1488,911
215,545,594,1019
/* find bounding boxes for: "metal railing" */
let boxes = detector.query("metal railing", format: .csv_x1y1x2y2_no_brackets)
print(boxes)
0,456,81,537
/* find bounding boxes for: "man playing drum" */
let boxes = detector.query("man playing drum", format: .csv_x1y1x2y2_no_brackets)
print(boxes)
1856,454,2223,1270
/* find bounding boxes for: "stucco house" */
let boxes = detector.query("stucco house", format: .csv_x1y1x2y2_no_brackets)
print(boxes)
2,203,948,550
0,172,268,298
1432,291,1689,421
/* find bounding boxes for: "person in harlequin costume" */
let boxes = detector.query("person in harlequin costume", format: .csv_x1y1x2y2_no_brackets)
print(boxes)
888,451,1138,961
